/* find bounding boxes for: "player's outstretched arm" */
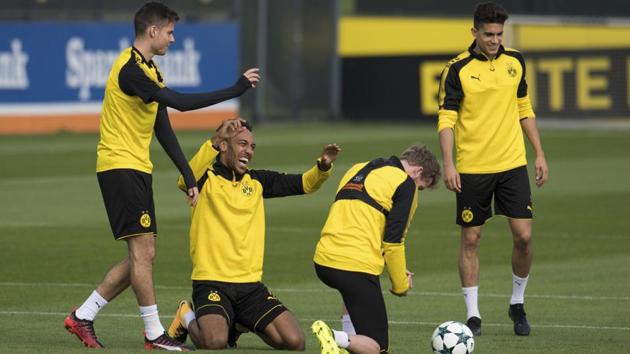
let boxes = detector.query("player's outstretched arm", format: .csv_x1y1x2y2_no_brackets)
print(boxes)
253,143,340,198
151,68,261,112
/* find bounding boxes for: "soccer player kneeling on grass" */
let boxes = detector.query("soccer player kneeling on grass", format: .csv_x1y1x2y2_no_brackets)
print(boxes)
311,144,441,354
167,118,341,350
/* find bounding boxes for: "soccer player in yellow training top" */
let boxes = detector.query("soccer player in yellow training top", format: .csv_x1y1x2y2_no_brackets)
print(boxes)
311,144,441,354
63,2,259,351
437,1,549,337
167,118,341,350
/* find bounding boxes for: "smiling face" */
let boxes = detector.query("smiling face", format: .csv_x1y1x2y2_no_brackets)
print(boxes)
219,128,255,175
472,22,503,59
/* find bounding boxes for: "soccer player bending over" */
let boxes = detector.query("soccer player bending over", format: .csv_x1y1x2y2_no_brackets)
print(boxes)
63,2,259,351
167,118,341,350
311,144,441,354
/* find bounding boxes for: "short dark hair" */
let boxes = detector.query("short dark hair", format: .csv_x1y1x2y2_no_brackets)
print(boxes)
215,119,253,133
242,120,254,132
473,2,508,29
399,144,441,189
134,1,179,37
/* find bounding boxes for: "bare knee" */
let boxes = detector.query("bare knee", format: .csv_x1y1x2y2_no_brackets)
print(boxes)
264,312,305,351
461,228,481,251
198,334,228,350
127,236,156,265
283,332,305,351
513,232,532,253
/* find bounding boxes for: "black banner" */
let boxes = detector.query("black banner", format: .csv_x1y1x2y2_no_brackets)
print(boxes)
342,48,630,120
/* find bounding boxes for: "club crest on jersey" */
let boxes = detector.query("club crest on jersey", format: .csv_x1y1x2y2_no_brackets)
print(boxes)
507,63,517,77
241,183,253,197
352,174,365,183
461,208,474,223
208,291,221,302
140,212,151,228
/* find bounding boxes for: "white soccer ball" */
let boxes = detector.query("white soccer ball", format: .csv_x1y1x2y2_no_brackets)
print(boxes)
431,321,475,354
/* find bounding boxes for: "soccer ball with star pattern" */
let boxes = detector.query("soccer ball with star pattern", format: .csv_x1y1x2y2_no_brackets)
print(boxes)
431,321,475,354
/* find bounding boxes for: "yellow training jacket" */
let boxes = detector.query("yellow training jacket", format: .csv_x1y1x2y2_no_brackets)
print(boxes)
314,156,418,294
437,41,535,173
178,140,332,283
97,47,165,173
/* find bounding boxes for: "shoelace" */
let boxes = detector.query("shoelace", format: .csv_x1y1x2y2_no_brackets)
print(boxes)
155,334,182,346
77,318,101,345
77,318,97,336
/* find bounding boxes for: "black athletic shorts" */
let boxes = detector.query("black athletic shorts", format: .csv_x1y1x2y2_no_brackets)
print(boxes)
456,165,533,226
192,280,287,334
314,263,389,353
97,169,156,240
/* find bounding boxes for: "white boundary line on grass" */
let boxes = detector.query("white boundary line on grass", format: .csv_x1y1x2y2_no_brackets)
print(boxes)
1,281,628,301
0,310,628,331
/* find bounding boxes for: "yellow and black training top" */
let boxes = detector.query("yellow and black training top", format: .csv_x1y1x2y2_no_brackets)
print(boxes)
177,140,332,283
97,47,165,173
437,41,536,174
314,156,418,295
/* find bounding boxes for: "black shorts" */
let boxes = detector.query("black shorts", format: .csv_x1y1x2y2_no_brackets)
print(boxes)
456,166,533,227
192,280,287,333
314,263,388,353
97,169,156,240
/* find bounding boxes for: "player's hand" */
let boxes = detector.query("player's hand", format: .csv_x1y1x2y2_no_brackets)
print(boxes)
318,143,341,171
443,164,461,192
534,155,548,187
212,118,248,146
187,186,199,206
242,68,260,88
406,269,415,289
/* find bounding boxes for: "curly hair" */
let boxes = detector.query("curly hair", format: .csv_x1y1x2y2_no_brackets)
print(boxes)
473,2,508,29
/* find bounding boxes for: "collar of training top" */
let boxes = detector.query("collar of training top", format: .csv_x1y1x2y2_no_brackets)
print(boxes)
212,153,246,182
467,40,505,61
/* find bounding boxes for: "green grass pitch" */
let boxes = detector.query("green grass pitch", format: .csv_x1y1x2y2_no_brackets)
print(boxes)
0,122,628,353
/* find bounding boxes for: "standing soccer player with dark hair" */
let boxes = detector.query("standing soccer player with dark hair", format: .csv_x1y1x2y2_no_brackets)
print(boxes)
437,1,549,337
63,2,260,350
311,144,441,354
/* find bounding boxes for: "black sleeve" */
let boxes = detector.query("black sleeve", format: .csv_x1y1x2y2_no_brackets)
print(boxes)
150,75,252,112
439,64,464,111
516,54,528,98
153,107,196,189
383,177,416,244
250,169,305,199
504,50,528,98
119,60,162,103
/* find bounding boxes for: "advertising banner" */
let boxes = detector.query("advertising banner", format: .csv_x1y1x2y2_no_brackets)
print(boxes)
0,22,239,134
342,48,630,120
0,22,238,104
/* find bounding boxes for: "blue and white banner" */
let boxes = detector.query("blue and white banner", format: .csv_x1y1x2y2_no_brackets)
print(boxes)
0,22,238,105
